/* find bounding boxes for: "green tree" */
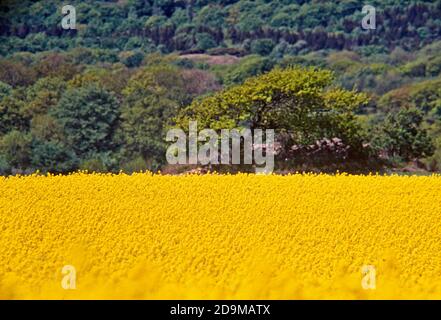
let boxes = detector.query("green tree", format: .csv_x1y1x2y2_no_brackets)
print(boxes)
176,67,368,155
195,5,225,29
374,108,434,161
0,130,32,170
0,94,28,135
222,55,274,86
0,59,36,87
0,81,12,99
120,51,145,68
195,33,217,51
250,39,275,56
22,77,66,118
53,84,120,158
0,154,10,175
119,65,186,168
30,139,78,174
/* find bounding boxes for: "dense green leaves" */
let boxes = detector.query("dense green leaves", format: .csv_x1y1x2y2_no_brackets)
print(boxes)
53,84,120,157
2,0,441,55
119,64,187,168
176,67,369,159
30,139,78,173
1,0,441,173
373,108,434,161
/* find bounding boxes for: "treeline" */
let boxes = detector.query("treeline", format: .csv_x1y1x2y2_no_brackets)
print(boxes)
0,51,224,174
1,0,441,174
0,45,439,174
1,1,441,56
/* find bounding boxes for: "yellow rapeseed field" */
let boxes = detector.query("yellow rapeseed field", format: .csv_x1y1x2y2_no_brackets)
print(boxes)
0,172,440,299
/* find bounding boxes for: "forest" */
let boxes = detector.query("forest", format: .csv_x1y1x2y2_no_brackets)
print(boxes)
0,0,441,174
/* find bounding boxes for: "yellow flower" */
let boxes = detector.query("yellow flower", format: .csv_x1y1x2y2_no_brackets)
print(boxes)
0,173,440,299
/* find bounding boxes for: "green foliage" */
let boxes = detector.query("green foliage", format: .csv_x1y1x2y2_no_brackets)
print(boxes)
176,67,368,156
68,48,119,65
250,39,275,56
119,65,185,168
195,33,217,51
30,140,78,173
79,153,117,173
0,59,36,87
0,94,28,135
425,136,441,171
33,52,79,80
29,114,64,142
1,1,441,173
0,154,10,175
378,78,441,115
66,66,132,98
121,156,150,173
221,55,274,86
195,5,225,29
120,51,145,68
22,77,66,118
373,108,434,161
2,1,441,55
53,84,120,157
0,130,32,170
0,81,12,99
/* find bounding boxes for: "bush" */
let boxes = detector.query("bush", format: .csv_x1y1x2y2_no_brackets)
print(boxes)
53,84,120,157
120,51,145,68
121,156,150,173
0,130,32,170
373,108,435,161
0,155,10,175
195,33,217,51
223,55,274,86
250,39,275,56
79,153,117,173
30,140,78,173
